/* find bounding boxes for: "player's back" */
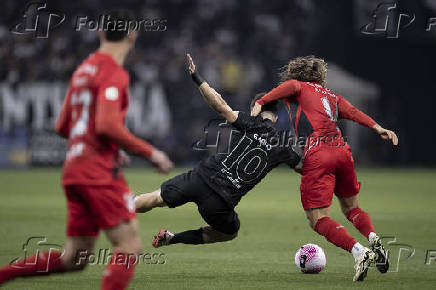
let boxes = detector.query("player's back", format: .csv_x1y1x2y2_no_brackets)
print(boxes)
60,52,130,185
197,112,300,207
288,81,343,142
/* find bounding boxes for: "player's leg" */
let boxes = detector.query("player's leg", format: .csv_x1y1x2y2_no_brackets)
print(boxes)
0,238,95,285
201,226,238,243
301,152,357,254
305,206,358,255
152,171,240,247
160,204,240,246
0,185,98,285
134,189,166,213
101,219,142,290
335,147,389,273
301,148,374,281
338,195,376,241
137,171,199,216
152,225,238,248
0,241,73,285
61,236,96,270
80,180,140,290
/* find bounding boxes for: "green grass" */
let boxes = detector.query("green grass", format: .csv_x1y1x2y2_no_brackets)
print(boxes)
1,168,436,289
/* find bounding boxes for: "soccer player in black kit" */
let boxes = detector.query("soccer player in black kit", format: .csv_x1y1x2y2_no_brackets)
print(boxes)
134,54,301,247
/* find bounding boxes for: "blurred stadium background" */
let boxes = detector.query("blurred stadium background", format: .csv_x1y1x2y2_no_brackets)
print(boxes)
0,0,435,168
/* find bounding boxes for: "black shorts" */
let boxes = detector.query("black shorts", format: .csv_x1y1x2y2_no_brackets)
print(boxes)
160,170,240,235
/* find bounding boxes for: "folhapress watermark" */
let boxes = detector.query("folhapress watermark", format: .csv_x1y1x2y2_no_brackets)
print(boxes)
9,236,166,272
192,118,347,155
10,2,65,38
361,2,436,38
10,1,167,39
75,15,167,33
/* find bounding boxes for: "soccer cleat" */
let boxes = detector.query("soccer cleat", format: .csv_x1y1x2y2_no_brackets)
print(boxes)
353,248,376,282
370,236,389,273
152,229,174,248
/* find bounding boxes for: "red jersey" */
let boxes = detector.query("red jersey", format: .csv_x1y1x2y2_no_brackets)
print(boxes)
257,80,376,153
56,52,154,185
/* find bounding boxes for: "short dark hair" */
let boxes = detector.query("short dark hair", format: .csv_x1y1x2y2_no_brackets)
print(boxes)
250,93,279,115
102,9,135,42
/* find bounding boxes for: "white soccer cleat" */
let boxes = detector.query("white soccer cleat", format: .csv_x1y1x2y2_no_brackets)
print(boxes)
353,248,376,282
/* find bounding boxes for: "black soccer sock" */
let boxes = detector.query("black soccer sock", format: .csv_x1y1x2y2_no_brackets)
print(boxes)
169,228,204,245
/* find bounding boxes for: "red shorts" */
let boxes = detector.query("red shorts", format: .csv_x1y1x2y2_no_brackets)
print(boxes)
64,179,136,236
300,144,361,210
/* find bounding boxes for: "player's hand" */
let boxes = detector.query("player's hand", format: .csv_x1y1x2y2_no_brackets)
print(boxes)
373,124,399,146
117,150,131,167
187,53,196,74
150,149,174,174
251,102,262,116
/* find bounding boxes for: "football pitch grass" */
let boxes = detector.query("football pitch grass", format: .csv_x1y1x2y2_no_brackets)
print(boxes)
1,168,435,289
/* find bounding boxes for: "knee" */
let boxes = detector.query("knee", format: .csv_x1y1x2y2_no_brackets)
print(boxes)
61,250,91,271
202,226,238,243
342,205,360,219
217,231,237,242
114,241,142,255
339,197,359,217
117,239,142,255
228,231,238,241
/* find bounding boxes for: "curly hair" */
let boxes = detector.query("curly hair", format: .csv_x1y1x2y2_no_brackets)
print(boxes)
279,55,327,87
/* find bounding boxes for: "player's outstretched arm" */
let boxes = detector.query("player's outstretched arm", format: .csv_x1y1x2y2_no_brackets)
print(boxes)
95,86,174,173
187,53,238,123
372,124,399,146
337,95,398,146
251,80,301,116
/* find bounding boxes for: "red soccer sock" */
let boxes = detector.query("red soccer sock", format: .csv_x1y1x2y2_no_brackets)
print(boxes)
0,250,64,284
314,217,357,253
346,207,376,240
101,252,137,290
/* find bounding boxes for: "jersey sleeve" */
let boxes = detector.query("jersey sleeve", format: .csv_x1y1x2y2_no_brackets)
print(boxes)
95,72,154,158
256,79,301,105
55,85,73,138
231,111,258,131
337,95,376,128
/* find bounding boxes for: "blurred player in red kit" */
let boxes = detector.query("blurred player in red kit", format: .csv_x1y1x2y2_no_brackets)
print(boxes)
252,56,398,282
0,9,173,289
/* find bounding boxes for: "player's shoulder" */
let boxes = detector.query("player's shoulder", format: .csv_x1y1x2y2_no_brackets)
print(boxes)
232,111,276,134
301,82,342,98
90,52,129,86
280,79,302,90
232,111,260,126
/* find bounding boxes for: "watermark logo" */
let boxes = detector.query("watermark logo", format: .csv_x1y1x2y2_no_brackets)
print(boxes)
9,236,166,271
377,236,415,272
9,236,63,272
360,3,415,38
192,119,346,155
75,15,167,33
11,1,167,39
425,250,436,265
11,1,65,38
192,119,238,154
361,2,436,38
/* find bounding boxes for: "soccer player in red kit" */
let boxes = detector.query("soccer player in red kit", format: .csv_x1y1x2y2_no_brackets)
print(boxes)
252,56,398,282
0,10,173,289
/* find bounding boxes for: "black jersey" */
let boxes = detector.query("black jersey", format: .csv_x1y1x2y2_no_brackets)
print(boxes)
197,112,300,208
